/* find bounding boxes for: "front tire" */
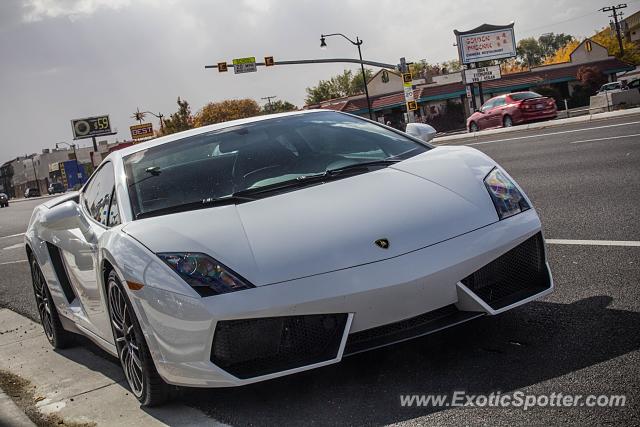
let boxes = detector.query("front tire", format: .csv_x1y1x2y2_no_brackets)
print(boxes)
106,270,171,406
29,257,74,349
469,122,479,132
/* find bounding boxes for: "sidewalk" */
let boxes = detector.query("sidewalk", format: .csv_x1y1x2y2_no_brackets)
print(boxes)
433,106,640,144
0,309,224,427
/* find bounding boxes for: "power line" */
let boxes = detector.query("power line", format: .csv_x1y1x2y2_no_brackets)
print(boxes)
600,4,628,55
519,11,599,35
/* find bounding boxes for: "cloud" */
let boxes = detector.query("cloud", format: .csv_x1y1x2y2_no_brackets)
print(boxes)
23,0,132,22
0,0,616,162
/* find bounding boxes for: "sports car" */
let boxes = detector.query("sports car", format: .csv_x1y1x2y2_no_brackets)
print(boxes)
25,110,553,406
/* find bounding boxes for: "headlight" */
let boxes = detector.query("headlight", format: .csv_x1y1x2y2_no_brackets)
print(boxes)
158,252,255,297
484,167,530,220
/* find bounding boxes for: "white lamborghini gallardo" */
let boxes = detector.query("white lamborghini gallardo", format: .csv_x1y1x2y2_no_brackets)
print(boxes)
25,110,553,405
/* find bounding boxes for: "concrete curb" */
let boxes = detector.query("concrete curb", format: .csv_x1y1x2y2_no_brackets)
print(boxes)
0,389,36,427
433,107,640,143
0,308,226,426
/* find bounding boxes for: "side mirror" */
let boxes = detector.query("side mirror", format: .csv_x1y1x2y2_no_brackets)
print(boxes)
41,201,96,243
405,123,437,143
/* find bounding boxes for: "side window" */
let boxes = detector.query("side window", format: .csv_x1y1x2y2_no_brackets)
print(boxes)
82,163,115,226
494,97,506,107
107,189,120,227
481,100,495,112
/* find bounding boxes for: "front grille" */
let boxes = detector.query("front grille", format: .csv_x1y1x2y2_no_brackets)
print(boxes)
344,305,482,356
211,313,348,379
461,232,550,310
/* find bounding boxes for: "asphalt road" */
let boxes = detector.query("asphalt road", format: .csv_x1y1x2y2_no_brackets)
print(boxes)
0,115,638,426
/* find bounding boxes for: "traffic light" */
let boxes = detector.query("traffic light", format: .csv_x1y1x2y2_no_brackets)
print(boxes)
403,72,412,84
264,56,275,67
217,62,228,72
407,100,418,111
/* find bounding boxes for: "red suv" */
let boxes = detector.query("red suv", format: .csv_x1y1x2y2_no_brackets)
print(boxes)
467,91,557,132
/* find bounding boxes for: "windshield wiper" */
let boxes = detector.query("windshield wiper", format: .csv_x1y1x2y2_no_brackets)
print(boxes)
136,194,255,219
232,159,401,199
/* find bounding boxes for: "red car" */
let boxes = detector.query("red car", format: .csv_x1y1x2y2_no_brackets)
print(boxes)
467,91,557,132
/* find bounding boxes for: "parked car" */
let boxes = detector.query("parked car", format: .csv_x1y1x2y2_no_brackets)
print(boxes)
597,81,622,94
48,182,66,195
0,193,8,208
467,91,557,132
26,110,552,406
24,188,40,198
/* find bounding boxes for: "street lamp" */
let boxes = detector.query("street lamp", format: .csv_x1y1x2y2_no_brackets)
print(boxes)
320,33,373,120
56,142,83,185
132,107,165,133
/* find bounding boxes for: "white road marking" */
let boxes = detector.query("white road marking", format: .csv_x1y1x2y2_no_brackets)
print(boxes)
2,243,23,251
568,133,640,144
547,239,640,247
466,120,640,146
0,233,25,239
0,260,28,266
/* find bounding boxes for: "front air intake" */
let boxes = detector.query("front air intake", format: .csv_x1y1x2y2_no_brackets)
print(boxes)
211,314,348,379
461,232,550,310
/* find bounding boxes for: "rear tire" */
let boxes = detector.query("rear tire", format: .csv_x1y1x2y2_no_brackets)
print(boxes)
29,257,74,349
503,115,513,127
106,270,171,406
469,122,478,132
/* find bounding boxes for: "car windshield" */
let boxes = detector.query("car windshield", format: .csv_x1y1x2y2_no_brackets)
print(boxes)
123,111,429,219
510,92,543,101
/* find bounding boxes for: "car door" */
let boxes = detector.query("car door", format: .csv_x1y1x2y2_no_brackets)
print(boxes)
58,162,118,339
477,99,495,130
491,97,507,127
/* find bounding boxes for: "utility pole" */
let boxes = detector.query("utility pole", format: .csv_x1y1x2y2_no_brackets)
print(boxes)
261,96,277,113
600,4,628,56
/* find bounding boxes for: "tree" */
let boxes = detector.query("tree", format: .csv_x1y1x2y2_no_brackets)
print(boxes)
516,33,576,66
576,66,607,94
305,68,373,104
160,97,193,135
538,33,575,58
501,57,529,74
592,28,640,64
194,99,261,127
517,37,544,66
543,39,581,65
408,60,461,80
262,100,297,114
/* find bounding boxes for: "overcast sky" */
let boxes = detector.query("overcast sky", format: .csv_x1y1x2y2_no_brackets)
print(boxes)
1,0,635,162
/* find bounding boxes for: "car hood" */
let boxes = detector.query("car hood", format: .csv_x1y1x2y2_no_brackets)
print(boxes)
123,146,499,286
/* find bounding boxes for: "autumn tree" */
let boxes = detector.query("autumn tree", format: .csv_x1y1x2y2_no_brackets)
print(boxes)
262,100,297,114
543,39,581,65
592,28,640,64
305,68,373,104
516,33,576,66
576,66,607,94
538,33,575,57
161,97,193,135
194,99,261,127
501,57,529,74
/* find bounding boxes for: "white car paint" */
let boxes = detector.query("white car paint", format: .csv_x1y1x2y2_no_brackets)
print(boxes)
25,110,552,393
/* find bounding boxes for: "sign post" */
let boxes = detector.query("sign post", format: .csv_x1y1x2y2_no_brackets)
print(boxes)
454,23,515,115
463,65,502,83
130,123,154,141
70,115,116,166
232,57,257,74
